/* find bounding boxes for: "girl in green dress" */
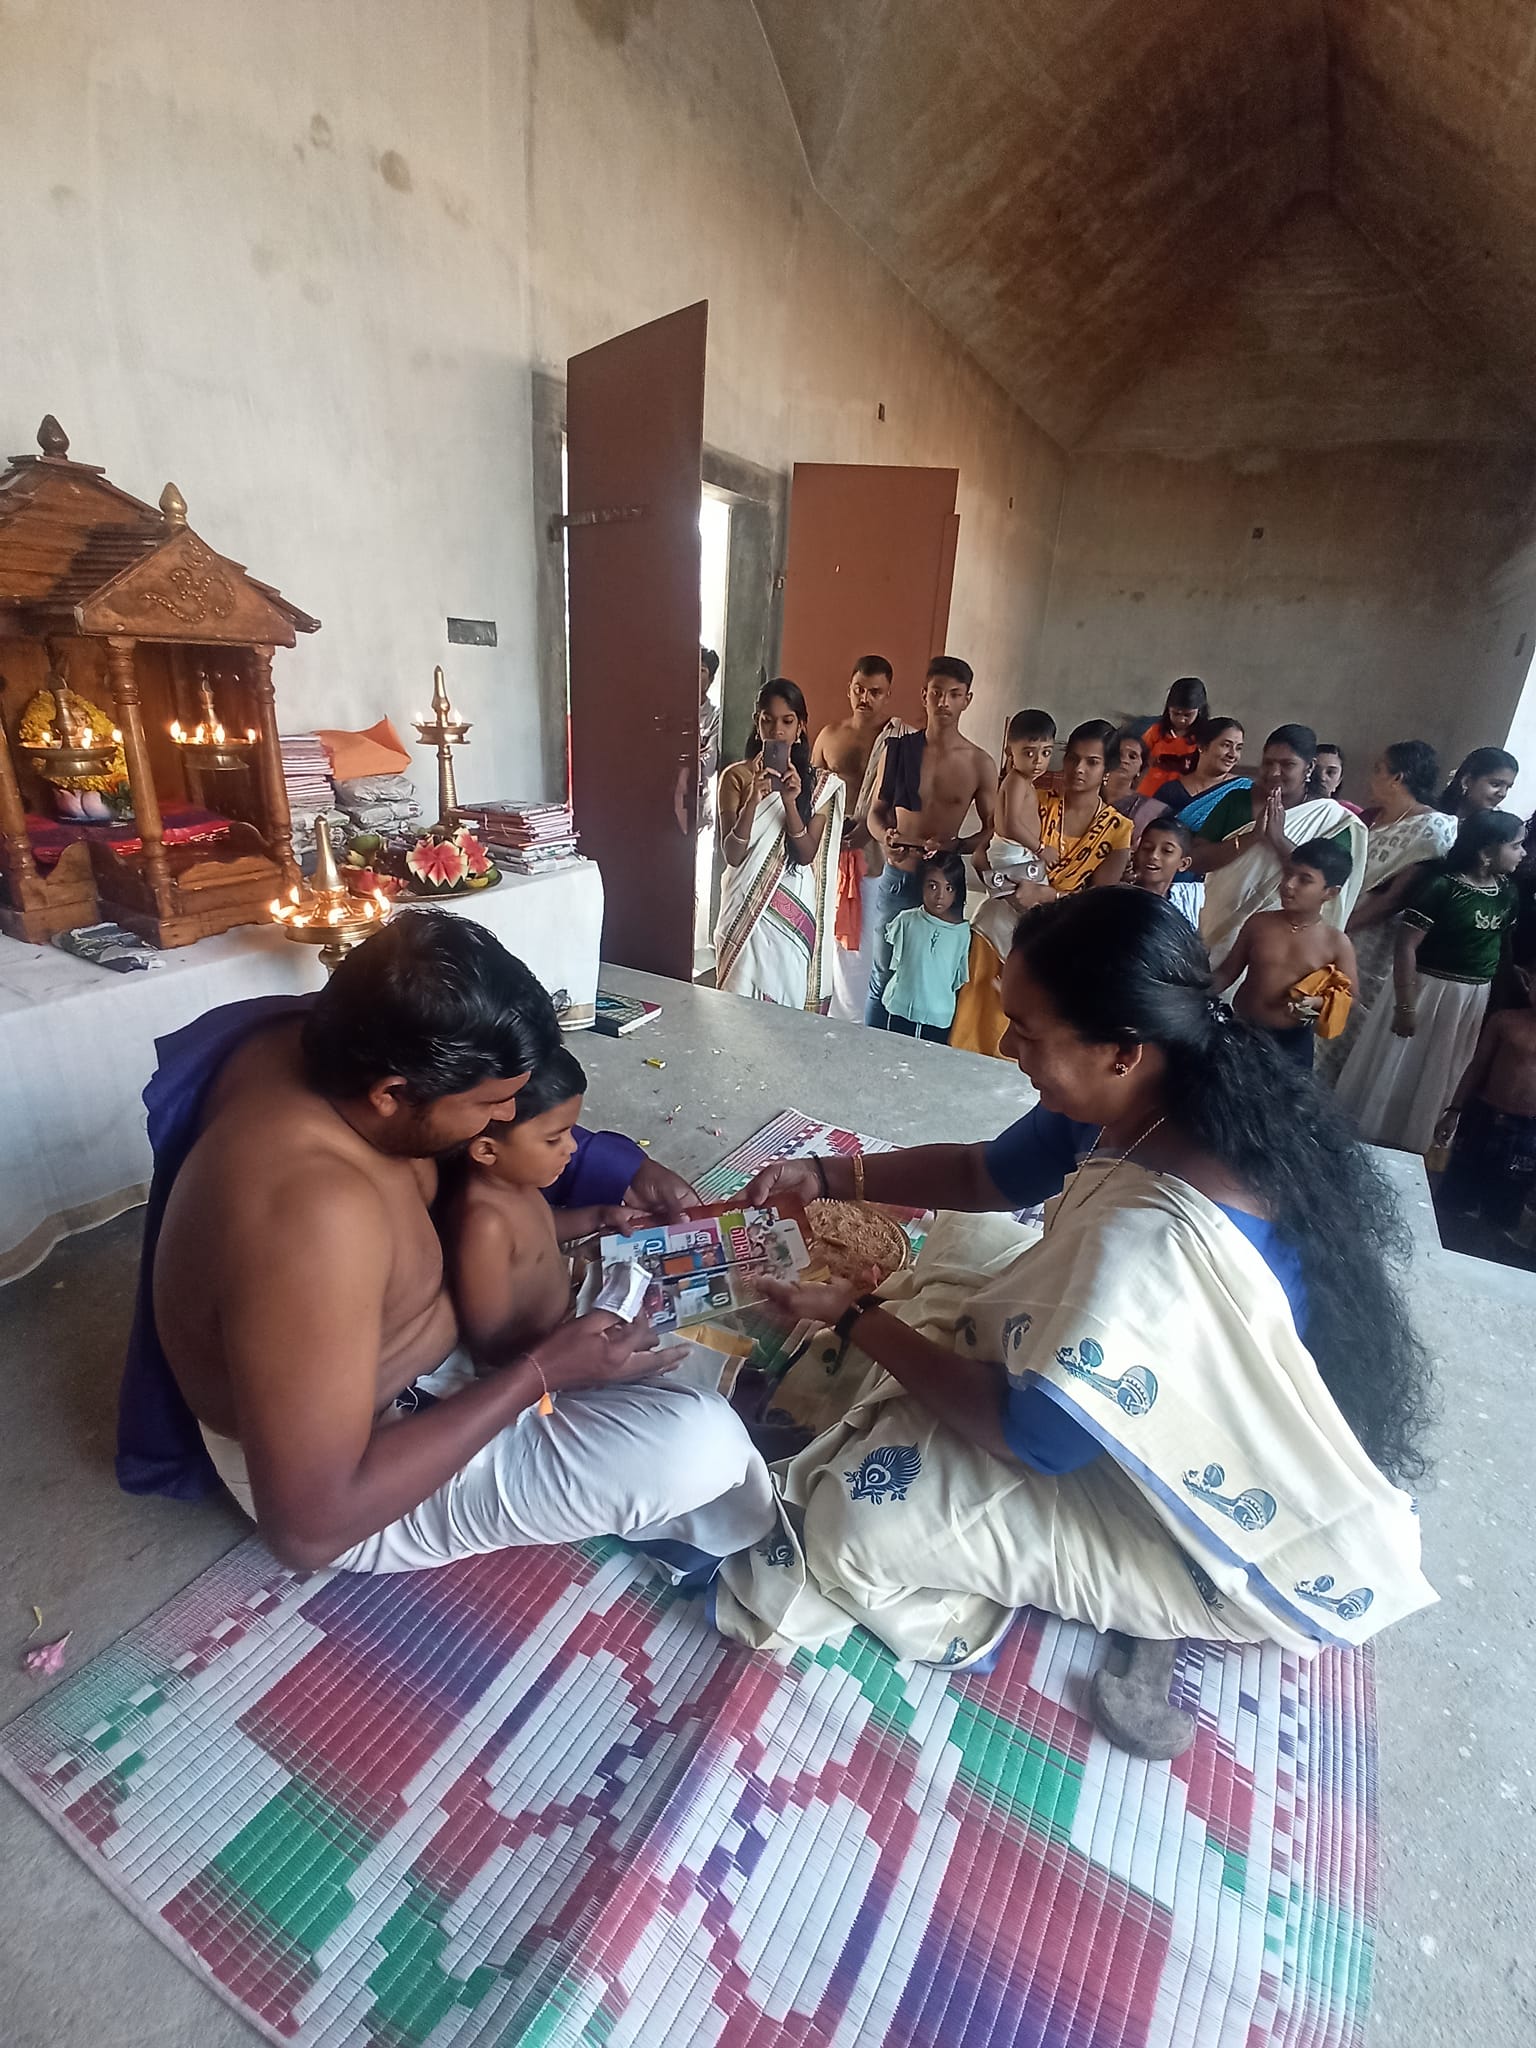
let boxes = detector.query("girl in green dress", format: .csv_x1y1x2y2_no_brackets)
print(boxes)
1335,810,1525,1154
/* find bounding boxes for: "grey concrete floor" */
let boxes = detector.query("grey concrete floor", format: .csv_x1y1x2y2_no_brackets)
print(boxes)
0,967,1531,2045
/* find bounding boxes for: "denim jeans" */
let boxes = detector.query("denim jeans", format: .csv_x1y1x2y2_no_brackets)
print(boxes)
865,864,924,1027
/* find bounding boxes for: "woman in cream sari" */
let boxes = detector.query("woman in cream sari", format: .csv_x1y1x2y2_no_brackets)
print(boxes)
722,890,1435,1751
1196,723,1368,969
1316,740,1456,1082
715,679,844,1011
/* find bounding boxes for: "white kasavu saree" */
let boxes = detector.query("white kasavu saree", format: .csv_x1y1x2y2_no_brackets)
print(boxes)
714,1160,1434,1668
714,769,844,1010
1200,796,1369,970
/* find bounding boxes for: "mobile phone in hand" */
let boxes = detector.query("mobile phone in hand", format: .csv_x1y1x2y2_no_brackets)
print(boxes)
762,739,790,777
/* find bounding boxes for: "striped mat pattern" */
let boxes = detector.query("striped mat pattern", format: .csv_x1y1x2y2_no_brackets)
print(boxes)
0,1115,1377,2047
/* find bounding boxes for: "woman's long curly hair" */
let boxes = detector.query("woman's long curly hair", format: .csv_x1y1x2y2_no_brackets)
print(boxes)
1011,888,1435,1484
744,678,815,862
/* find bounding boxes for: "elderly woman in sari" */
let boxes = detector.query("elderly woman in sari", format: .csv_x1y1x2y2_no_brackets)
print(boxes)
728,890,1434,1752
715,679,844,1011
1194,723,1367,969
1315,741,1455,1083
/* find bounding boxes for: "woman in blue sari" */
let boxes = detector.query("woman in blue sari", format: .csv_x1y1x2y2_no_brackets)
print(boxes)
1160,716,1249,833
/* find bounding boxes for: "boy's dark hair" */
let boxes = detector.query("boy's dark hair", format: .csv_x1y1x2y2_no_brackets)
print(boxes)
1139,814,1193,855
853,654,893,683
1007,708,1055,743
920,848,968,905
700,645,720,683
512,1044,587,1123
302,912,560,1104
927,655,974,691
1290,837,1353,889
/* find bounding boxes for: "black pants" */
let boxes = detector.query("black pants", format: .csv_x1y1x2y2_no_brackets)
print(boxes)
887,1014,952,1045
1266,1021,1315,1070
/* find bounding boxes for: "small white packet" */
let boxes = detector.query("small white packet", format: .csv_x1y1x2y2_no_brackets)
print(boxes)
593,1259,652,1322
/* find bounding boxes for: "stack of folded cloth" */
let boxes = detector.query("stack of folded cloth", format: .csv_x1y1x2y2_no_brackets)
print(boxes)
279,733,335,830
332,773,424,835
458,799,582,874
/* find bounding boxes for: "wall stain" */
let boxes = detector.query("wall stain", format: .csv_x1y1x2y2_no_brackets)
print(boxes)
301,278,333,306
573,0,657,47
309,113,334,150
378,149,412,193
442,191,473,228
50,183,81,207
250,241,284,276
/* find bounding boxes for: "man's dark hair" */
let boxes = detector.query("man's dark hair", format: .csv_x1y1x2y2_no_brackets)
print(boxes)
1007,708,1056,742
1290,837,1353,889
700,645,720,682
927,655,974,691
301,912,561,1103
853,654,893,683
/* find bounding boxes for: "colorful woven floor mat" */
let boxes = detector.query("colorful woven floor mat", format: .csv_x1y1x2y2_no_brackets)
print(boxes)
0,1114,1377,2048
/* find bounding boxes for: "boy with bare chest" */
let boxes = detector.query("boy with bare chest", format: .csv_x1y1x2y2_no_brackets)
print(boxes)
865,655,996,1025
446,1046,640,1364
1212,839,1357,1068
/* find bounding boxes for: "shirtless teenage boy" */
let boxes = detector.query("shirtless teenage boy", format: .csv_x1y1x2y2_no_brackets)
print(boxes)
812,656,916,1023
1211,839,1357,1068
148,914,773,1573
865,656,997,1026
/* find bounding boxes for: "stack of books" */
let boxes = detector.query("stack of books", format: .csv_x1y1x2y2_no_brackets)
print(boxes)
279,733,335,830
458,799,582,875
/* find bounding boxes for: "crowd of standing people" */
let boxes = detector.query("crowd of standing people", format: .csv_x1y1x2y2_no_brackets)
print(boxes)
709,652,1535,1250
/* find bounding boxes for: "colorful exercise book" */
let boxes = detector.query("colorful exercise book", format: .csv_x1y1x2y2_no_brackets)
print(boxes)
599,1203,809,1332
593,989,663,1035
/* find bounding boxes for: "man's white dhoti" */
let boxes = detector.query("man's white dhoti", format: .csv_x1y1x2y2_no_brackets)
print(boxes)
829,872,882,1023
201,1350,776,1576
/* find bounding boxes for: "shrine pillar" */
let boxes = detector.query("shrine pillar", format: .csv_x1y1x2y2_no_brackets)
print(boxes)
250,645,298,888
105,636,171,907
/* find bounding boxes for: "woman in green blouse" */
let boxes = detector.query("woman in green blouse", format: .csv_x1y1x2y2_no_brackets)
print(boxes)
1335,809,1525,1153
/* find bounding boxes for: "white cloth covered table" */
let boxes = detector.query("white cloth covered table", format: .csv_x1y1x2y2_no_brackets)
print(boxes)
0,861,602,1282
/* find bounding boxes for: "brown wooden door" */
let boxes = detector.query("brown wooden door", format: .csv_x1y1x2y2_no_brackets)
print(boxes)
567,302,707,979
777,464,960,736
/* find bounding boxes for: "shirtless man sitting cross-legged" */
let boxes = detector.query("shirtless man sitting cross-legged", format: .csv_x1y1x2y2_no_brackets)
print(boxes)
865,654,997,1027
146,913,774,1576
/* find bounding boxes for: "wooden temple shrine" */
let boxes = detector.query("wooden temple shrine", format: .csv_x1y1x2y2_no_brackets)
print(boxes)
0,415,318,947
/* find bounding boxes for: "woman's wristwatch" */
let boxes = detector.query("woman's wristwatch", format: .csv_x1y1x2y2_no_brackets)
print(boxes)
832,1293,882,1346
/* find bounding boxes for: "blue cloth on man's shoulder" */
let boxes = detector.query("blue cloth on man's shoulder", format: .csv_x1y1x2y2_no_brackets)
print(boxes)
116,995,645,1502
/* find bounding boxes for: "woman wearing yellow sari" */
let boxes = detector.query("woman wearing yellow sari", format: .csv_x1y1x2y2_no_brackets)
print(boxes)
953,720,1131,1057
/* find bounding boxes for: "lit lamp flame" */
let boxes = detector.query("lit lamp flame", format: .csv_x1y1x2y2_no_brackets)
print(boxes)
269,817,391,971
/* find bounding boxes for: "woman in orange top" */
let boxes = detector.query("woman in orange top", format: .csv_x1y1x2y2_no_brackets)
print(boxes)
1138,676,1208,797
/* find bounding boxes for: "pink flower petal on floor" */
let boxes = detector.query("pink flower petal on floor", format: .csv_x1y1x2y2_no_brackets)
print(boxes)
23,1633,71,1675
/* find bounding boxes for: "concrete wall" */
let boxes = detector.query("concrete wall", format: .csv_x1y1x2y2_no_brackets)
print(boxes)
1035,202,1536,787
0,0,1062,800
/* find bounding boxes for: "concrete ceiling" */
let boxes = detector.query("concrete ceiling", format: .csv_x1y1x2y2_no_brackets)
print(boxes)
751,0,1536,447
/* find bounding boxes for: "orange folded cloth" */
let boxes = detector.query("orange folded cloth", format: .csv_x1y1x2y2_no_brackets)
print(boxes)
1289,966,1353,1039
315,716,412,782
835,845,863,952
